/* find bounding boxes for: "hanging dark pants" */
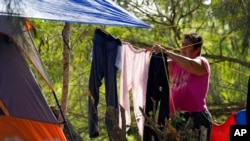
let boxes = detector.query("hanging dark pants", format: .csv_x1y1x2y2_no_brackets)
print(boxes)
88,28,121,141
143,53,169,141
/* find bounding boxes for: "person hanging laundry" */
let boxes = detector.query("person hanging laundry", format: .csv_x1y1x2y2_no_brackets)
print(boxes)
153,33,213,141
143,53,170,141
88,28,121,141
119,42,150,138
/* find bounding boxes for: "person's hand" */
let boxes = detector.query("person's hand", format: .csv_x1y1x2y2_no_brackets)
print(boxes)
153,44,164,54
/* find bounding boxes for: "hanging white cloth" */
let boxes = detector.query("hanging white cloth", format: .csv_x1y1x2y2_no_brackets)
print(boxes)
118,42,150,137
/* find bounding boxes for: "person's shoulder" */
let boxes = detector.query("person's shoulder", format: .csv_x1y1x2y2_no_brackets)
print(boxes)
198,56,210,72
197,55,206,59
198,56,209,63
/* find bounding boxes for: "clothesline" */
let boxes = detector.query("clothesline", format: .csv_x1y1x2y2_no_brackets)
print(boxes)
215,63,250,77
102,27,250,78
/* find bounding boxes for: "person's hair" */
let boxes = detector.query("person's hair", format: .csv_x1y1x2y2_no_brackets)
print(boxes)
184,33,203,49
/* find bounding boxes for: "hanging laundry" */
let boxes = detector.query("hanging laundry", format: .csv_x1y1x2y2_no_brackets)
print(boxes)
88,28,121,141
119,42,150,138
143,53,170,141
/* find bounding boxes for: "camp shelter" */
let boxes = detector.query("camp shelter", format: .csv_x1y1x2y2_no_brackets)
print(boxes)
0,0,150,28
0,16,66,140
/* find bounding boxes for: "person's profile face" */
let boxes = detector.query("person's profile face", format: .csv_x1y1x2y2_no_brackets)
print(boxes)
180,39,194,57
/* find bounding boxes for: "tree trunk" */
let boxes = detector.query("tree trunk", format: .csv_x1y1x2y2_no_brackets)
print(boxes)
58,22,70,129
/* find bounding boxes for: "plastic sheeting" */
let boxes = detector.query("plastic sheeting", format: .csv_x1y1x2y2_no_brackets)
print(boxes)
211,112,236,141
0,0,150,28
236,109,247,125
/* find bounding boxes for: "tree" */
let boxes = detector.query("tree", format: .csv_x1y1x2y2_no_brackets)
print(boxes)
58,22,70,130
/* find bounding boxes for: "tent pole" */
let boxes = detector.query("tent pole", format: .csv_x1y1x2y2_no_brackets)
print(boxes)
52,90,75,141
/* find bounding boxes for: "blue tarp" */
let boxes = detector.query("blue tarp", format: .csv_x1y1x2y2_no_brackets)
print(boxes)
0,0,150,28
236,109,247,125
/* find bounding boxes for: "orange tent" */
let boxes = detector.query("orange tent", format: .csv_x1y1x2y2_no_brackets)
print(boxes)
0,16,66,140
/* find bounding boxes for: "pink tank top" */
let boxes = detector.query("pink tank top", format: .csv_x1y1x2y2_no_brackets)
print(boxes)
169,56,210,115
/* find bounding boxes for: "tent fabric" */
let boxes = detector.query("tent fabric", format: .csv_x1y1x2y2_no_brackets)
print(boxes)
0,16,53,90
0,0,150,28
0,17,66,140
0,31,57,123
0,116,66,140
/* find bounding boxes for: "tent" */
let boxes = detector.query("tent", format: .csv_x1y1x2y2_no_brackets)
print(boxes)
0,16,66,140
0,0,150,28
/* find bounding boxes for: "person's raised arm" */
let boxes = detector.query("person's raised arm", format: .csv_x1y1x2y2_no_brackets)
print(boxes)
153,45,207,76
